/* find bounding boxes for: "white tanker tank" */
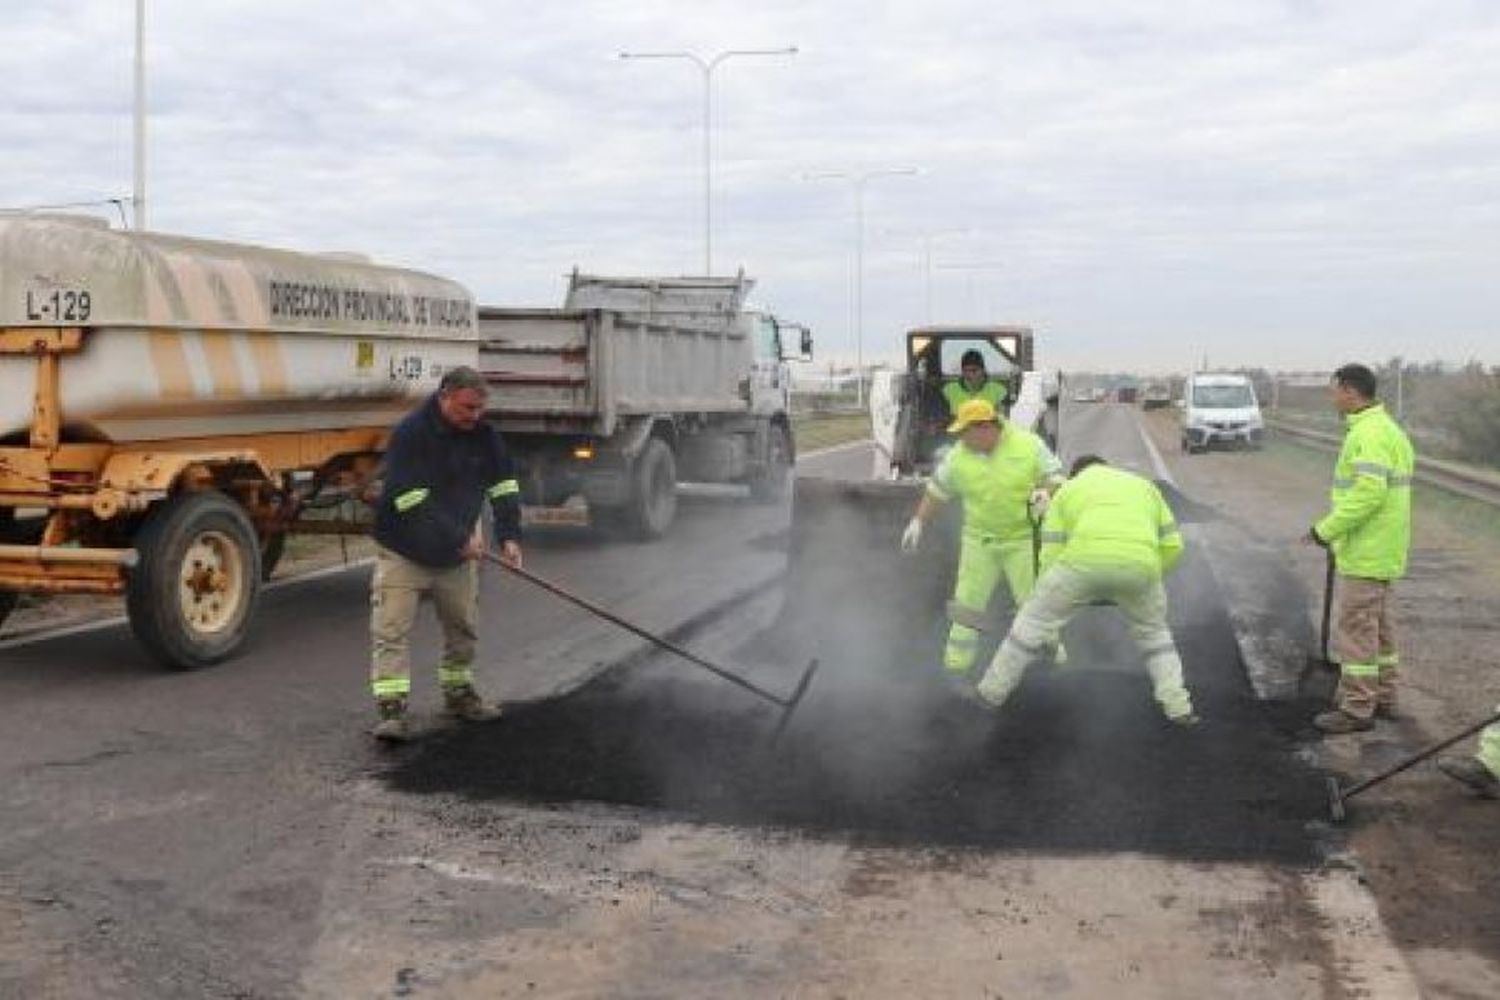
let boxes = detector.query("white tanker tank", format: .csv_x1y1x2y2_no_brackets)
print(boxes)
0,214,479,667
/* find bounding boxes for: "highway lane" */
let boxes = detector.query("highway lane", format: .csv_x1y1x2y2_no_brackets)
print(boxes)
0,451,850,997
0,413,1408,997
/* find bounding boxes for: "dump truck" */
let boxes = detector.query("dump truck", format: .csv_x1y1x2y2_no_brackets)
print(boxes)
0,214,477,666
478,273,812,538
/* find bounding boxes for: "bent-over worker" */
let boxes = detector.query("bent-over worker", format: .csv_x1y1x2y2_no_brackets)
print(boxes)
975,455,1198,725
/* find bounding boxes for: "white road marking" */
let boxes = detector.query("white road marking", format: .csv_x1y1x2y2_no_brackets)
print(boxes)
1303,866,1422,997
797,438,873,462
1135,410,1178,487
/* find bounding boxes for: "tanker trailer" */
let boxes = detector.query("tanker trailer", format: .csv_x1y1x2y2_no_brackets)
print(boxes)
0,214,477,667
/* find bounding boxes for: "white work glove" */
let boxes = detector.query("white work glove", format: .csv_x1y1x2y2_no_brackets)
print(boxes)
901,517,924,553
1028,488,1052,517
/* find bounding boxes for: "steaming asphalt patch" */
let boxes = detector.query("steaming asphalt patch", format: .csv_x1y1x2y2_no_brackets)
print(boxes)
381,538,1328,866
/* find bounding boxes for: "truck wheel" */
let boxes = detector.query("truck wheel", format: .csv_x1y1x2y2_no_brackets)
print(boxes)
0,510,40,634
626,439,677,539
127,491,262,669
749,424,793,503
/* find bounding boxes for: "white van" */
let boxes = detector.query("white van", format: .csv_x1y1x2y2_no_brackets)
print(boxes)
1181,373,1264,453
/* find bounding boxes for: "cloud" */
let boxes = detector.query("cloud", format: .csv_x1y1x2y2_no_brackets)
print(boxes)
3,0,1499,370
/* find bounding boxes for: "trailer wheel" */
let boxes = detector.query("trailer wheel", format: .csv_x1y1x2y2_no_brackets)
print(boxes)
749,424,794,503
127,491,262,669
0,510,41,634
626,439,677,539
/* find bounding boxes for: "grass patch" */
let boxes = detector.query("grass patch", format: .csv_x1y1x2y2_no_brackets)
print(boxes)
793,412,871,452
1269,434,1500,549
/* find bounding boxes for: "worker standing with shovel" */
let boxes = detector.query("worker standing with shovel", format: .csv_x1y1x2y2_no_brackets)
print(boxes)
1302,363,1414,736
901,398,1065,685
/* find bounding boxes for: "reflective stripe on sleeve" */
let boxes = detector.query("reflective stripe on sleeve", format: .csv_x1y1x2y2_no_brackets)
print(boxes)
488,478,520,499
1342,662,1381,678
1331,478,1354,490
393,487,430,513
1158,523,1180,539
1352,461,1392,481
1039,530,1068,544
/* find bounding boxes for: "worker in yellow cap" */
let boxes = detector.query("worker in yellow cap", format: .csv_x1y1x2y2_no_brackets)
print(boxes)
902,398,1065,681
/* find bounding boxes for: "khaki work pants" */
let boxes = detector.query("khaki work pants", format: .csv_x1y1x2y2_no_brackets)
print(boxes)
370,544,479,702
1331,575,1399,720
977,562,1193,720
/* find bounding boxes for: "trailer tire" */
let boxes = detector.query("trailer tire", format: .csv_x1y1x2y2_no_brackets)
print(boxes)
127,491,262,670
749,424,793,503
626,439,677,539
0,510,42,635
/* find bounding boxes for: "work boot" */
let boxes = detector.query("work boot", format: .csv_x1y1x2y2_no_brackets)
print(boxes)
1314,708,1374,735
1437,757,1500,799
371,699,410,743
1167,710,1201,729
442,685,502,723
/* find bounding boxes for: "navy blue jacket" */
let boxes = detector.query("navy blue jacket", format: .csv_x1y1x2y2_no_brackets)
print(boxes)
373,394,522,569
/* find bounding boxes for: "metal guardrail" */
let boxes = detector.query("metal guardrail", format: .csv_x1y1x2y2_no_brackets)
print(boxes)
1269,417,1500,507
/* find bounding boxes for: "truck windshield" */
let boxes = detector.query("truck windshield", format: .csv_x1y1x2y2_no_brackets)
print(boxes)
1192,384,1254,408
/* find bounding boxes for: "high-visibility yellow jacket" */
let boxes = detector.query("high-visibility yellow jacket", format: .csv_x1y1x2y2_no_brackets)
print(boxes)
1038,465,1182,578
929,425,1062,541
1314,403,1414,580
942,378,1007,414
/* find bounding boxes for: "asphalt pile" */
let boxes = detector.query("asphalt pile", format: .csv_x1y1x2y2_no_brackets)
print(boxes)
384,479,1328,865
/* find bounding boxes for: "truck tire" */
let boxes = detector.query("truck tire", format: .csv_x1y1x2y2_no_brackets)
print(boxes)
626,439,677,539
748,424,793,503
127,491,263,669
0,510,41,634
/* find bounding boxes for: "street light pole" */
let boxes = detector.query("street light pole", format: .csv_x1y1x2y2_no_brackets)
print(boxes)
936,262,1006,322
804,168,918,405
133,0,147,229
619,46,797,274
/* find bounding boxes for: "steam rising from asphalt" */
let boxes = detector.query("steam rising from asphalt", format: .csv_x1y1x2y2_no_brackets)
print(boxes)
385,471,1327,862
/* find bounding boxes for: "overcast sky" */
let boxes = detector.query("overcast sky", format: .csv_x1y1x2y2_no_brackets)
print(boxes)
5,1,1498,372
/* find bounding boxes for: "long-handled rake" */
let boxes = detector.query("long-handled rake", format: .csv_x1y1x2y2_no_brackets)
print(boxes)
483,552,819,741
1326,708,1500,822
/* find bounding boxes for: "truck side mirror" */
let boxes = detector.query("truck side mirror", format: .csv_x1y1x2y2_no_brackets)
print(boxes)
799,327,813,360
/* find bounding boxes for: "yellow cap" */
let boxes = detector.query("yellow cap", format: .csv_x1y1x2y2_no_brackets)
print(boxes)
947,398,1000,434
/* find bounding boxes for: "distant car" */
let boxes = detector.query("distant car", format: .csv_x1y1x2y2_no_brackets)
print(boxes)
1116,386,1139,404
1142,384,1171,409
1181,373,1264,453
